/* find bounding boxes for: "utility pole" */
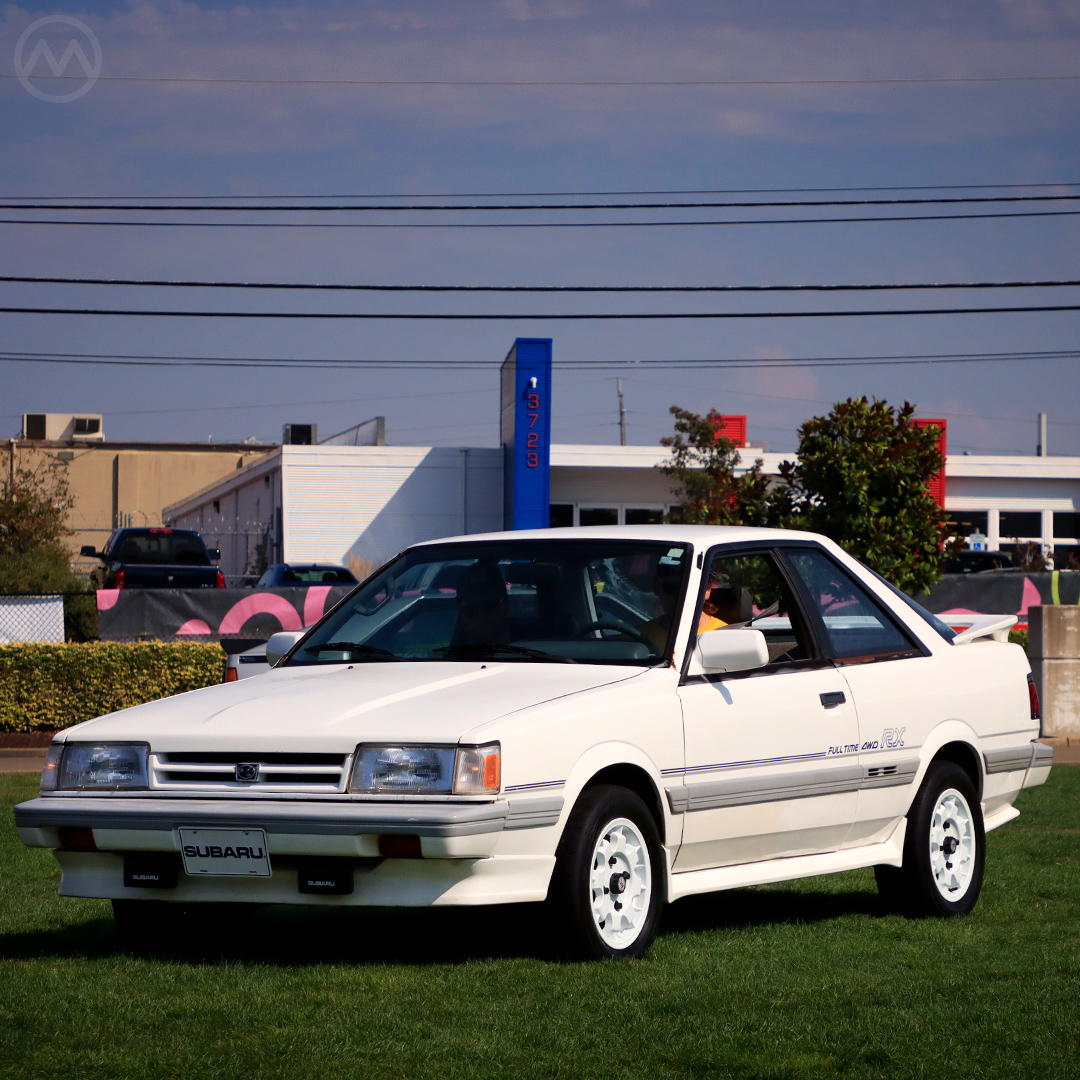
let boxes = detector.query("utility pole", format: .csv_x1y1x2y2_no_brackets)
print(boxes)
1037,413,1048,457
617,379,626,446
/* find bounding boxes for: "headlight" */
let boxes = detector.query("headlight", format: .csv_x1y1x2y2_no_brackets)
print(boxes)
54,743,150,790
350,744,500,795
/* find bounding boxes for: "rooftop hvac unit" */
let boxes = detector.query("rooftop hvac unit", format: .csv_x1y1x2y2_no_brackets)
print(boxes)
283,423,317,445
22,413,104,441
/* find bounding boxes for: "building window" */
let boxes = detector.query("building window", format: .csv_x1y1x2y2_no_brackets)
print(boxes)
549,504,574,528
579,507,618,527
625,508,664,525
1053,511,1080,539
999,511,1042,539
949,511,988,538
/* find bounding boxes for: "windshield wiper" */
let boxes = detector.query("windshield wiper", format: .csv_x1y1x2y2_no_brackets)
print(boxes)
434,643,577,664
303,641,401,661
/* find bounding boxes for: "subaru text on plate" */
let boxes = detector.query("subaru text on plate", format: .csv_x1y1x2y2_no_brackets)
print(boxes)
15,526,1051,958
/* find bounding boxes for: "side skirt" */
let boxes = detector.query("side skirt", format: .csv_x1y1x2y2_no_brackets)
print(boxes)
667,818,907,903
982,803,1020,833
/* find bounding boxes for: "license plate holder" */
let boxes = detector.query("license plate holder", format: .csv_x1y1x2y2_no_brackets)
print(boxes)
179,828,271,877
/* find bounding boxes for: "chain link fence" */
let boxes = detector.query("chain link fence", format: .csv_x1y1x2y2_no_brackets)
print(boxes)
0,593,98,643
0,595,65,643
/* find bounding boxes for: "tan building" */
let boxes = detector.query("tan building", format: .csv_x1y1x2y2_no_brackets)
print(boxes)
6,428,276,572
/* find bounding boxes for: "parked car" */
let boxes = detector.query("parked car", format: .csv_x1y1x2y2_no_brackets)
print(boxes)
221,638,272,683
82,528,223,589
18,526,1050,959
942,550,1014,574
256,564,358,587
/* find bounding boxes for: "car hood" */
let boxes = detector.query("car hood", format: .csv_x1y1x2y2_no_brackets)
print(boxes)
61,662,647,753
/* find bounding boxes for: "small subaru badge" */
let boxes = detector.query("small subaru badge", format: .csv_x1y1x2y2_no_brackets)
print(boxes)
235,763,260,782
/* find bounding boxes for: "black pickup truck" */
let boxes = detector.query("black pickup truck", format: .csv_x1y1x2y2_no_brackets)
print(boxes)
82,528,224,589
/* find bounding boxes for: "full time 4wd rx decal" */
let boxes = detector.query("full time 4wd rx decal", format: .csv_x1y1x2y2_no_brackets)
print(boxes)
828,727,906,756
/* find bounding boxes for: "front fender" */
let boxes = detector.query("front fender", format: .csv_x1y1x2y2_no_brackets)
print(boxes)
558,741,680,852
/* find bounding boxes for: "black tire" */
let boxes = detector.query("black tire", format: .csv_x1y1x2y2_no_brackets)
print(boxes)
548,784,664,960
875,760,985,918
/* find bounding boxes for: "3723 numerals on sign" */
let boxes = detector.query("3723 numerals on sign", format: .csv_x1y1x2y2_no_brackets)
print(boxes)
526,391,541,467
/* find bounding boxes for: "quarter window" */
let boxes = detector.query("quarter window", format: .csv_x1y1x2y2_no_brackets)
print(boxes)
785,548,919,661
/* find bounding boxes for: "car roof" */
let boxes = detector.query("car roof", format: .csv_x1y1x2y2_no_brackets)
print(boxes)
273,563,350,570
413,524,834,548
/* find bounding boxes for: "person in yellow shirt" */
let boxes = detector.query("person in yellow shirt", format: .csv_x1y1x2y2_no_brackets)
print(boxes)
638,567,742,653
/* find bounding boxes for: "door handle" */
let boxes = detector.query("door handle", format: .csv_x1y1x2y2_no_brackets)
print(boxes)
820,691,846,708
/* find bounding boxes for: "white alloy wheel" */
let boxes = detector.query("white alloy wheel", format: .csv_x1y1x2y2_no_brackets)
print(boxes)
589,816,652,949
928,787,977,900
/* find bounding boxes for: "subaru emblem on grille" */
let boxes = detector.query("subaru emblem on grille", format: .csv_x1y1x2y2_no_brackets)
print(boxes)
235,763,260,782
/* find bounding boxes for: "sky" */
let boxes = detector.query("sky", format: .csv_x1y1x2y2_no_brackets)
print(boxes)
1,0,1079,456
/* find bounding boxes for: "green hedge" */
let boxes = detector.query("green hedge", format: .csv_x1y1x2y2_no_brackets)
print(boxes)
0,642,224,733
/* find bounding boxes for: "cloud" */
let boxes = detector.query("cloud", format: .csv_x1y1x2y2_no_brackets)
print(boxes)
497,0,587,21
371,11,463,30
997,0,1080,29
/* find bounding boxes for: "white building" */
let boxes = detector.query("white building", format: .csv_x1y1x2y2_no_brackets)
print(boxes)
164,442,1080,581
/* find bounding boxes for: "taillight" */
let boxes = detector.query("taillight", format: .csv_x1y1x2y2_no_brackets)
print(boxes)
1028,673,1041,721
224,666,238,683
215,570,225,588
115,569,125,589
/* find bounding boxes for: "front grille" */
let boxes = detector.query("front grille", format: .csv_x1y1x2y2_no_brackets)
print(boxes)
152,751,350,792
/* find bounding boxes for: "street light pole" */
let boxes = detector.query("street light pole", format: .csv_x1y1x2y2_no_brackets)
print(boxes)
617,379,626,446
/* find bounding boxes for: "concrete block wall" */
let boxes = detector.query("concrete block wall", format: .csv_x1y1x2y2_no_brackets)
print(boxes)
1029,606,1080,737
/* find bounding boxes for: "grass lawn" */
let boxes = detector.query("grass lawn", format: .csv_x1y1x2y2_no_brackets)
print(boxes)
1,770,1078,1080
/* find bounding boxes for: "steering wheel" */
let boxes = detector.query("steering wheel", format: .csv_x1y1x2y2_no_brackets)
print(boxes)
574,619,660,653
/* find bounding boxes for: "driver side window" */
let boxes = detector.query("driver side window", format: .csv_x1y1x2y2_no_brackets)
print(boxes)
702,552,815,667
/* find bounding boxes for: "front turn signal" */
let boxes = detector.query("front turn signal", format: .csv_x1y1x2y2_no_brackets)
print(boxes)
453,745,500,795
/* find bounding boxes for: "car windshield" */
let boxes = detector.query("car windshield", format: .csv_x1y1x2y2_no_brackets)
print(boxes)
109,530,209,565
287,539,692,666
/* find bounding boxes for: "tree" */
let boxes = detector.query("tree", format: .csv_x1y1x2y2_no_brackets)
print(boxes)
660,406,771,526
0,455,78,594
770,398,954,594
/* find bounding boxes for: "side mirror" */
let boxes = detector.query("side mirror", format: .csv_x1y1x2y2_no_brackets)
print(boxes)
265,630,305,667
80,545,99,558
688,628,769,676
206,548,221,561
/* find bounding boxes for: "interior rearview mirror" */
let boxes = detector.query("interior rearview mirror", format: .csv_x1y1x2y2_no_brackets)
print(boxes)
688,628,769,676
264,630,306,667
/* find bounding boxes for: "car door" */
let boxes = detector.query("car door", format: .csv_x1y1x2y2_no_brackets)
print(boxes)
781,545,931,849
673,548,861,872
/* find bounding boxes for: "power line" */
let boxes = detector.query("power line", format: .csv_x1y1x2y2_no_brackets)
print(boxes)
3,210,1078,229
3,304,1080,320
3,73,1080,88
3,275,1079,293
617,376,1080,429
2,348,1078,371
6,182,1080,200
3,195,1079,212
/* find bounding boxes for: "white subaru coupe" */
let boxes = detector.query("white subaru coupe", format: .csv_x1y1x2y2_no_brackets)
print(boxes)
15,527,1051,958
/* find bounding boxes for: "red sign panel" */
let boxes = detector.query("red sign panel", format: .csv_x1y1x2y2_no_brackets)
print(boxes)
713,414,747,447
914,418,947,507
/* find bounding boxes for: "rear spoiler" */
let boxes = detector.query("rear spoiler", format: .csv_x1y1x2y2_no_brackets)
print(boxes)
946,614,1018,645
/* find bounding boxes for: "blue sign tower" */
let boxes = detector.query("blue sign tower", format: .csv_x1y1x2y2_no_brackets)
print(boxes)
500,338,552,530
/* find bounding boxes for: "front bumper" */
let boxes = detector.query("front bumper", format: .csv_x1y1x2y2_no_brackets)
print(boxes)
15,793,562,854
15,794,564,906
